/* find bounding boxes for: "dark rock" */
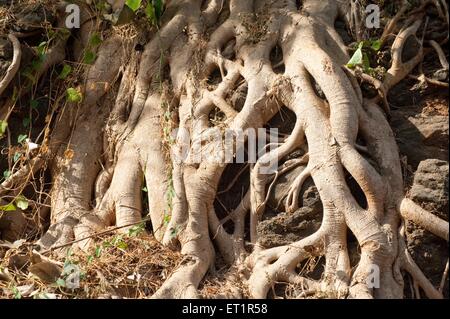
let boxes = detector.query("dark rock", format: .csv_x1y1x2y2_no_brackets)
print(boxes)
258,165,322,248
0,209,27,242
406,159,449,297
391,107,448,169
410,159,449,217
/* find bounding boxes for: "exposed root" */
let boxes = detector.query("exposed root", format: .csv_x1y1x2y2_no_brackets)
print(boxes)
1,0,447,300
399,198,449,241
0,34,21,96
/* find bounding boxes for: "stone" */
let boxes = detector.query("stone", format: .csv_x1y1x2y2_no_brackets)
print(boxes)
410,159,449,218
391,107,448,169
258,165,323,248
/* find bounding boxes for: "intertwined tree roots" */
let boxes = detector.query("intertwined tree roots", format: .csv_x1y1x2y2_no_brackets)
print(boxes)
1,0,448,299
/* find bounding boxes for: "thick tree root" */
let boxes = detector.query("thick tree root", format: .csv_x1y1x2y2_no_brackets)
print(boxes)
2,0,447,299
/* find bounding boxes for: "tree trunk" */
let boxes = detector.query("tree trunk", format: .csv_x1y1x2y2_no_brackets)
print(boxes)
0,0,448,299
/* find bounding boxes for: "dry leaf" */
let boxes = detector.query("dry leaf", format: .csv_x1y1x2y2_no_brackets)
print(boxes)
29,261,62,283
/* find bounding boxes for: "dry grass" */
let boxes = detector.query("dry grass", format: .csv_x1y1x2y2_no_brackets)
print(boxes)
0,230,182,299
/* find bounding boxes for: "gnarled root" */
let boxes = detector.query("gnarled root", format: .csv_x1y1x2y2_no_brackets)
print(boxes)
6,0,447,299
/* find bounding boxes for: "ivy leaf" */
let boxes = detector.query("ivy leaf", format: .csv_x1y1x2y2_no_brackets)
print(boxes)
18,134,27,144
0,202,16,211
15,195,29,210
89,33,102,47
59,64,72,80
3,170,11,179
346,43,364,68
125,0,142,12
83,51,96,64
66,88,83,103
0,120,7,138
370,39,382,51
13,152,21,163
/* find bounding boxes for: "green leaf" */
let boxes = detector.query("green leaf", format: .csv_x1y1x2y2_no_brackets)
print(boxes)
145,3,157,25
153,0,164,19
83,51,96,64
12,287,22,299
59,64,72,80
163,214,171,225
13,152,21,163
370,39,382,51
346,47,363,68
30,100,39,109
18,134,27,144
37,42,47,57
56,278,66,287
3,170,11,179
142,186,148,193
66,88,83,103
89,33,102,47
128,223,145,237
23,117,31,128
116,241,128,250
95,246,102,258
0,202,16,211
15,195,29,210
0,120,7,138
125,0,142,12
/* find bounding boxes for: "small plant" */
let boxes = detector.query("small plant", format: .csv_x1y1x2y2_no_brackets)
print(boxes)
66,87,83,103
11,286,22,299
0,195,29,212
15,195,29,210
124,0,165,26
126,0,143,12
346,39,385,78
83,33,103,65
55,250,84,290
128,222,146,237
58,64,72,80
18,134,27,144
